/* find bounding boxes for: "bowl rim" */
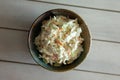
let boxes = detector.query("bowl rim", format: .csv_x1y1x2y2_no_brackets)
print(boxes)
28,8,91,72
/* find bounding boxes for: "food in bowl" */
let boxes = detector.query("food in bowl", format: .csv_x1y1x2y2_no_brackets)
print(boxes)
34,15,84,66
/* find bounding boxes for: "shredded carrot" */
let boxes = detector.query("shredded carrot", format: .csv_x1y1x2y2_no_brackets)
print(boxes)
67,49,71,55
52,54,58,60
55,39,63,46
59,27,62,30
58,27,62,33
78,37,84,43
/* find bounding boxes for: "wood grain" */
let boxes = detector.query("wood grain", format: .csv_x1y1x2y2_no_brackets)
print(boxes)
0,61,120,80
0,0,120,42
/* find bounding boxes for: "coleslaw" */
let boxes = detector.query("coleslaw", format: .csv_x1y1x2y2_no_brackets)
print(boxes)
35,16,84,66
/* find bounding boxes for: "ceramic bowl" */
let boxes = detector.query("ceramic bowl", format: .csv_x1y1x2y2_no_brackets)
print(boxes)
28,9,91,72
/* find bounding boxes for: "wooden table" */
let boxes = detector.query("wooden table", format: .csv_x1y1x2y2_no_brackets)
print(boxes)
0,0,120,80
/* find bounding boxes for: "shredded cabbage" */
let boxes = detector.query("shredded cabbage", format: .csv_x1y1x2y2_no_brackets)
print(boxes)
35,16,84,66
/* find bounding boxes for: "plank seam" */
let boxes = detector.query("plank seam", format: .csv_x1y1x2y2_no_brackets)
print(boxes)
92,39,120,44
0,26,29,32
74,69,120,77
0,59,120,76
0,26,120,44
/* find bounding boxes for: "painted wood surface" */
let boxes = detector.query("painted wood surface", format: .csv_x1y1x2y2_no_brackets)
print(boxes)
0,61,120,80
0,0,120,79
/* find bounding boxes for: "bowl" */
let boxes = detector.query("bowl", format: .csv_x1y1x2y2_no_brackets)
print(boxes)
28,9,91,72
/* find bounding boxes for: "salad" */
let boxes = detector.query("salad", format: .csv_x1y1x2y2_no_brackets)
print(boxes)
35,15,84,66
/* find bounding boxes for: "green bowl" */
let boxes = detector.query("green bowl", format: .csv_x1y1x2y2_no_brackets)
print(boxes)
28,9,91,72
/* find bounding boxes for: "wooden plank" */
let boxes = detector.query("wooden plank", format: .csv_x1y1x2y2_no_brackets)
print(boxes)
77,40,120,74
37,0,120,11
0,29,35,64
0,0,120,42
0,61,120,80
0,29,120,75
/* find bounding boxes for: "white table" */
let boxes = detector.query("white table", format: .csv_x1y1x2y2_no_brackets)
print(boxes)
0,0,120,80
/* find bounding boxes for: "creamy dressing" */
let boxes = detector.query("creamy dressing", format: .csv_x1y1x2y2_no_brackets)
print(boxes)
35,16,84,66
